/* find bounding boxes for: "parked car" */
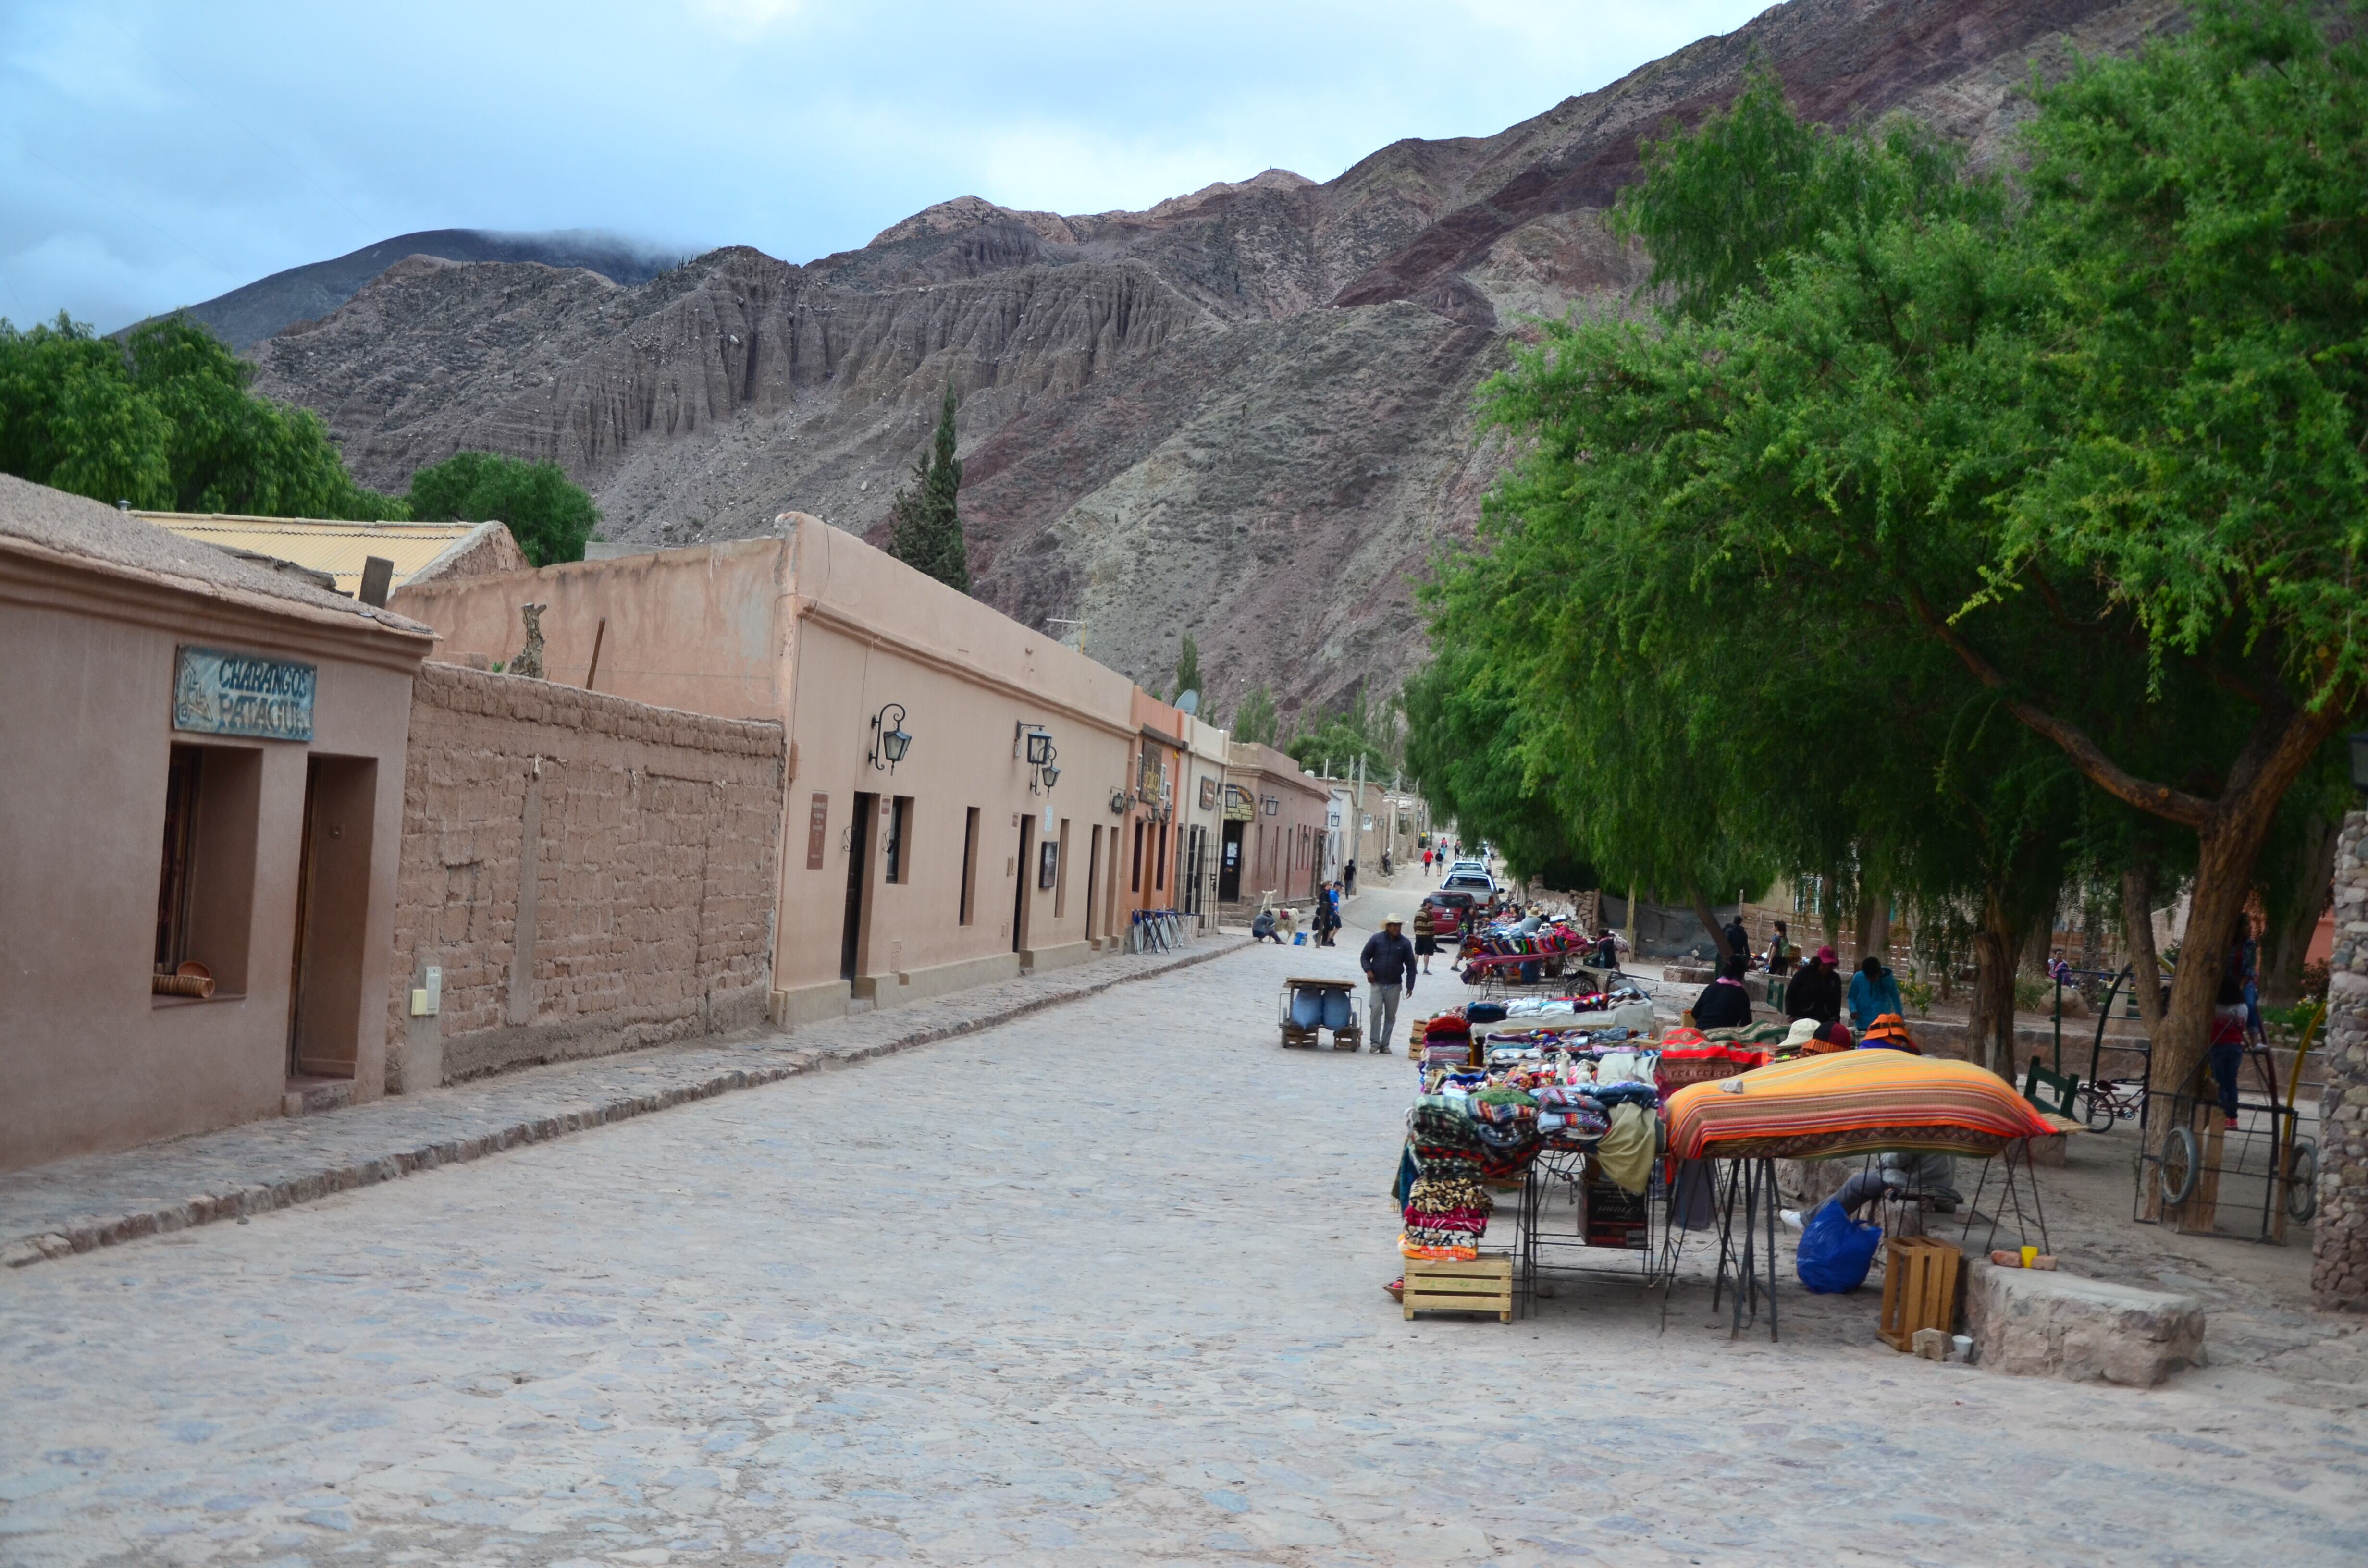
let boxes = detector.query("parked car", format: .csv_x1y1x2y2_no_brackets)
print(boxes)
1439,870,1496,899
1422,890,1480,938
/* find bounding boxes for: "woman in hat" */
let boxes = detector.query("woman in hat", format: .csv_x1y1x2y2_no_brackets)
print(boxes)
1784,944,1844,1028
1858,1013,1920,1053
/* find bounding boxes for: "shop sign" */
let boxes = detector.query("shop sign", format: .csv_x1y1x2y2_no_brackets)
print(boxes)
173,645,314,741
1199,776,1218,810
1223,784,1255,821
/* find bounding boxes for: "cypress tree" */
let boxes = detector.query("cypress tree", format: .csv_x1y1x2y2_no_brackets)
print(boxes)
885,380,968,593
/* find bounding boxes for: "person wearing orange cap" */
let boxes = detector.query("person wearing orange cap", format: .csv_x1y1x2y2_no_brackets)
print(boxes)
1858,1013,1921,1054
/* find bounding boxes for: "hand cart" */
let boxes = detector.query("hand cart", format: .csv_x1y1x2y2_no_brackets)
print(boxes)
1280,977,1362,1051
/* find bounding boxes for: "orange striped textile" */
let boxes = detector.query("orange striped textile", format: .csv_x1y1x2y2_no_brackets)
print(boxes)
1663,1049,2054,1161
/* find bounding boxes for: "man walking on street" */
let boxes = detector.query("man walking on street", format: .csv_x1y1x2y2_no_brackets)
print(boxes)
1362,915,1418,1055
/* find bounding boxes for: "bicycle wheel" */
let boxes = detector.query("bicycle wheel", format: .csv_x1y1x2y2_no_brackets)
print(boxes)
2158,1125,2200,1207
2287,1139,2319,1222
2083,1086,2116,1133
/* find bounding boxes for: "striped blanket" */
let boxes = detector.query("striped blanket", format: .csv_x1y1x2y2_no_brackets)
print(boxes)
1663,1049,2054,1161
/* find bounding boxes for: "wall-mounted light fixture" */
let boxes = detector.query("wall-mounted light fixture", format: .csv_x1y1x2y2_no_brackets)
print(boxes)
870,702,912,773
1110,790,1130,816
1019,723,1058,793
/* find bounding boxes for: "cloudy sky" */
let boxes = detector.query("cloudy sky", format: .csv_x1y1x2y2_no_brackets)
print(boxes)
4,0,1772,333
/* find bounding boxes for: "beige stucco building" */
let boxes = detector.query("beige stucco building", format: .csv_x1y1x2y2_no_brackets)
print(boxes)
1220,742,1331,909
390,515,1142,1025
0,478,433,1170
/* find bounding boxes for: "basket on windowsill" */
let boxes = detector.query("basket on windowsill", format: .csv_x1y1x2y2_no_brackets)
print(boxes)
153,962,215,999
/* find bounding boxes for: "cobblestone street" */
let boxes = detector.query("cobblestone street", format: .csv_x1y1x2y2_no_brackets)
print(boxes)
5,937,2366,1567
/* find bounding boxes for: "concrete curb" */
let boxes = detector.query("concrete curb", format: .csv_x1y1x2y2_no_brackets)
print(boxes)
3,937,1246,1271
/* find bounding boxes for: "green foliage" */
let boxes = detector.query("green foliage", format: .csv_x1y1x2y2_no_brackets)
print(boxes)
1286,688,1402,780
1414,0,2365,1017
1171,634,1202,704
885,381,969,593
404,451,598,567
0,313,398,518
1230,685,1279,747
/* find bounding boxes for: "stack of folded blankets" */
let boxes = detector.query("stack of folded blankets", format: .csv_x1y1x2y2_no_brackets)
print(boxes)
1534,1083,1611,1148
1401,1098,1492,1261
1468,1085,1541,1181
1421,1008,1474,1068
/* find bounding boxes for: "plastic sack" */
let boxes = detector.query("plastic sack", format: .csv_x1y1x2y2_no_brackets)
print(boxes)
1794,1197,1882,1293
1321,991,1352,1030
1290,991,1323,1029
1293,931,1307,945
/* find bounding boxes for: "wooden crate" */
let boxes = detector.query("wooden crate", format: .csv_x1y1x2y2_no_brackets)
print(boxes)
1878,1235,1962,1351
1402,1254,1514,1323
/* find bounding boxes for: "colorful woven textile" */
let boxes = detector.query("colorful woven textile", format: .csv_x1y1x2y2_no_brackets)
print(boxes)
1663,1050,2055,1161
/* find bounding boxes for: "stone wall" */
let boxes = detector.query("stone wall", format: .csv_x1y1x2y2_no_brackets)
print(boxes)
387,662,784,1089
2316,812,2368,1312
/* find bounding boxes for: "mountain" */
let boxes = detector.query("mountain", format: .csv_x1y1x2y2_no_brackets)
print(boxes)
246,0,2178,721
145,230,685,351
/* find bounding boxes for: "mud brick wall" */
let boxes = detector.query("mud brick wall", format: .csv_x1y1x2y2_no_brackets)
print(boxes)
2316,812,2368,1311
388,662,784,1088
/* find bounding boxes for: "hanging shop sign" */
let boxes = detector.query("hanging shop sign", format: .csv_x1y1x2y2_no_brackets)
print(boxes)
1200,776,1219,811
172,645,315,742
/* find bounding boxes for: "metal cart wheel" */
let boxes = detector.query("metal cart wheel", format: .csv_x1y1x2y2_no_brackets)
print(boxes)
2158,1125,2200,1206
2287,1139,2319,1222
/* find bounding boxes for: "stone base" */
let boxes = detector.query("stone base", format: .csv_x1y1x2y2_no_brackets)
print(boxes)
1964,1261,2205,1386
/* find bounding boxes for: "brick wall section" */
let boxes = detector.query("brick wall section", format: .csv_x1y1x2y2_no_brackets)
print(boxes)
388,662,785,1087
2316,812,2368,1312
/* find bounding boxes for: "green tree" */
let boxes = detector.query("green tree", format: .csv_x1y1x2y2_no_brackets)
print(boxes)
1286,688,1403,781
1171,633,1203,704
1230,685,1279,747
404,451,599,567
0,312,397,518
1444,0,2366,1111
885,380,968,592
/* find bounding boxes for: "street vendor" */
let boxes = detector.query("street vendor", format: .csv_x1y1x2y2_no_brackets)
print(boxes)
1848,954,1904,1033
1784,944,1844,1029
1690,955,1754,1030
1361,915,1418,1054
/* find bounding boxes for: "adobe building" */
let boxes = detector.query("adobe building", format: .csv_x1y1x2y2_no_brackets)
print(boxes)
0,477,433,1170
139,512,529,600
1219,741,1331,910
390,515,1140,1026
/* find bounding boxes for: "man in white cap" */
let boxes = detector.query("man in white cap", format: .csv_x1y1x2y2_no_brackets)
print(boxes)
1361,914,1418,1055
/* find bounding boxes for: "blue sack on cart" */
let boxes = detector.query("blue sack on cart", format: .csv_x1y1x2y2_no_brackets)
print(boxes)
1795,1198,1882,1293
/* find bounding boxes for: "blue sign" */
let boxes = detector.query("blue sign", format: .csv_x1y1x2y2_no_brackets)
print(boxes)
173,646,315,742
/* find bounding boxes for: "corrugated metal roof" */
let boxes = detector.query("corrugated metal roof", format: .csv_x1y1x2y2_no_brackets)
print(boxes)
135,513,488,597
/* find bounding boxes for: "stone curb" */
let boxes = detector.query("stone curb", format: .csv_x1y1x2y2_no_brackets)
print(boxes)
2,937,1246,1271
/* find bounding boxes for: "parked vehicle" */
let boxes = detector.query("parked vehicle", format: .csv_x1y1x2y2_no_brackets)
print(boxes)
1423,889,1480,937
1441,870,1496,898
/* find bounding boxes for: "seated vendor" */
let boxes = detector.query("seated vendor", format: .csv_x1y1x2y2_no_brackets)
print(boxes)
1858,1012,1919,1053
1690,956,1754,1030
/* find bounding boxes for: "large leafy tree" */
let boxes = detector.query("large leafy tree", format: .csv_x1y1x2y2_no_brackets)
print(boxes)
0,313,396,518
1415,1,2362,1106
404,451,599,567
885,380,969,592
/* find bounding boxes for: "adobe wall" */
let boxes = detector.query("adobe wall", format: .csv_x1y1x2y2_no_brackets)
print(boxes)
388,662,785,1088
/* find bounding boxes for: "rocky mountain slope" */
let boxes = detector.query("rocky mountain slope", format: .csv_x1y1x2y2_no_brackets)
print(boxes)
149,230,683,350
250,0,2176,720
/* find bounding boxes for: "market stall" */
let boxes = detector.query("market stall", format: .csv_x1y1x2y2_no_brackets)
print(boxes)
1392,1016,2059,1339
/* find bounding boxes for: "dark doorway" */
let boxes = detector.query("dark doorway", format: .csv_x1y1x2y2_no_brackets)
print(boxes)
1184,826,1206,917
1219,820,1244,902
1011,814,1035,954
1085,824,1102,940
841,791,876,982
288,755,378,1079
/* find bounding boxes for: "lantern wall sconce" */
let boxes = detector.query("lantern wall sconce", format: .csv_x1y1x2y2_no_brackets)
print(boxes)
870,702,912,773
1018,723,1058,793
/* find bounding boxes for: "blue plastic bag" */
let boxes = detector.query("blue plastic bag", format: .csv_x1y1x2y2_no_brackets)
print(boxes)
1795,1198,1882,1293
1293,931,1307,945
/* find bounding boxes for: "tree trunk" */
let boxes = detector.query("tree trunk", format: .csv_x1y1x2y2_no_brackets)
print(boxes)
1688,884,1732,962
1823,869,1843,951
2262,812,2339,1006
2120,860,2167,1039
1964,888,2024,1075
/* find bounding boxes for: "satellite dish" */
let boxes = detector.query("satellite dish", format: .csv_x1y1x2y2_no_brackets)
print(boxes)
1177,689,1201,715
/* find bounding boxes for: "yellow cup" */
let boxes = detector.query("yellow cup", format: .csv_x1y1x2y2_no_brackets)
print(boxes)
2020,1245,2038,1268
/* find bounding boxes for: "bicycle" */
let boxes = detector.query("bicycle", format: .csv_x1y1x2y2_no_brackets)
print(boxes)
2074,1076,2146,1131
